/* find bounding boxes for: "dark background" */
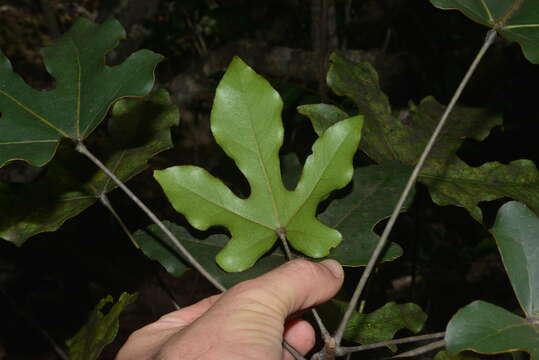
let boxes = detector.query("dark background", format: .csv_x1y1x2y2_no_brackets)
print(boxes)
0,0,536,358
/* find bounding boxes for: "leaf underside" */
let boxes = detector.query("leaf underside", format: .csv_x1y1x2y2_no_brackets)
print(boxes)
0,17,162,167
446,301,539,359
429,0,539,63
491,201,539,317
445,202,539,359
327,53,539,223
155,57,364,272
0,89,179,245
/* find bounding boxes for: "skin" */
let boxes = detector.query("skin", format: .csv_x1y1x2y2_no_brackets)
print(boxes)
116,259,344,360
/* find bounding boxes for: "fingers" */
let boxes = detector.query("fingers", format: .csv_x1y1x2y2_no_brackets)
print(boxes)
283,319,316,360
115,294,221,360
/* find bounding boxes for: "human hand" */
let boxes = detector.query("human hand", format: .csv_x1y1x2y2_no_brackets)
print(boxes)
116,259,344,360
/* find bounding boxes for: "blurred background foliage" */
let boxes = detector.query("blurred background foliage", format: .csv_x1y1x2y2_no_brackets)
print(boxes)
0,0,537,358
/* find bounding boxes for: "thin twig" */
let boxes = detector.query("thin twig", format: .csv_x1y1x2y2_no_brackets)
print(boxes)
337,332,445,356
99,193,140,249
390,340,446,358
99,193,181,310
284,340,307,360
276,230,331,341
333,29,497,345
75,141,226,292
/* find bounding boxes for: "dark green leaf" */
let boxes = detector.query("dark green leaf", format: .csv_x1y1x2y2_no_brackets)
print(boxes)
297,103,349,136
327,53,539,222
0,89,179,245
318,162,411,266
318,300,427,351
66,292,137,360
0,18,162,167
429,0,539,63
446,301,539,359
491,201,539,317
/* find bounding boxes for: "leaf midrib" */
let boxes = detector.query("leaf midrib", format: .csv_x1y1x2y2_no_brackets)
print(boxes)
285,128,353,227
239,74,282,228
0,88,69,138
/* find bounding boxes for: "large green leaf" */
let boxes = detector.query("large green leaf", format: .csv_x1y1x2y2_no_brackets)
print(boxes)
318,300,427,352
155,57,364,272
135,162,410,286
429,0,539,63
446,301,539,359
0,17,162,167
445,202,539,358
491,201,539,317
0,89,179,245
67,292,138,360
327,53,539,222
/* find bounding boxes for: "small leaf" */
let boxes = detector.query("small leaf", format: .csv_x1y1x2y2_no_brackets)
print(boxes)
66,292,138,360
318,300,427,352
327,53,539,222
0,89,179,245
429,0,539,64
0,17,162,167
446,300,539,359
491,201,539,317
297,103,349,136
155,57,363,272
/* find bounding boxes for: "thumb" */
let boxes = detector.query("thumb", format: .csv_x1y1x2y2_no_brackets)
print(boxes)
202,259,344,358
225,258,344,319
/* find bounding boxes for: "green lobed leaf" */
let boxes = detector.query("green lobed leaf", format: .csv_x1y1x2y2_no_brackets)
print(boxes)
155,57,364,272
0,89,179,245
0,17,163,168
429,0,539,64
297,103,349,136
327,53,539,223
318,300,427,352
491,201,539,317
66,292,138,360
135,162,411,286
318,161,411,266
445,301,539,359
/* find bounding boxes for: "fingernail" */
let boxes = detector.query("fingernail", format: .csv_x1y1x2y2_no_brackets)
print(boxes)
320,259,343,279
